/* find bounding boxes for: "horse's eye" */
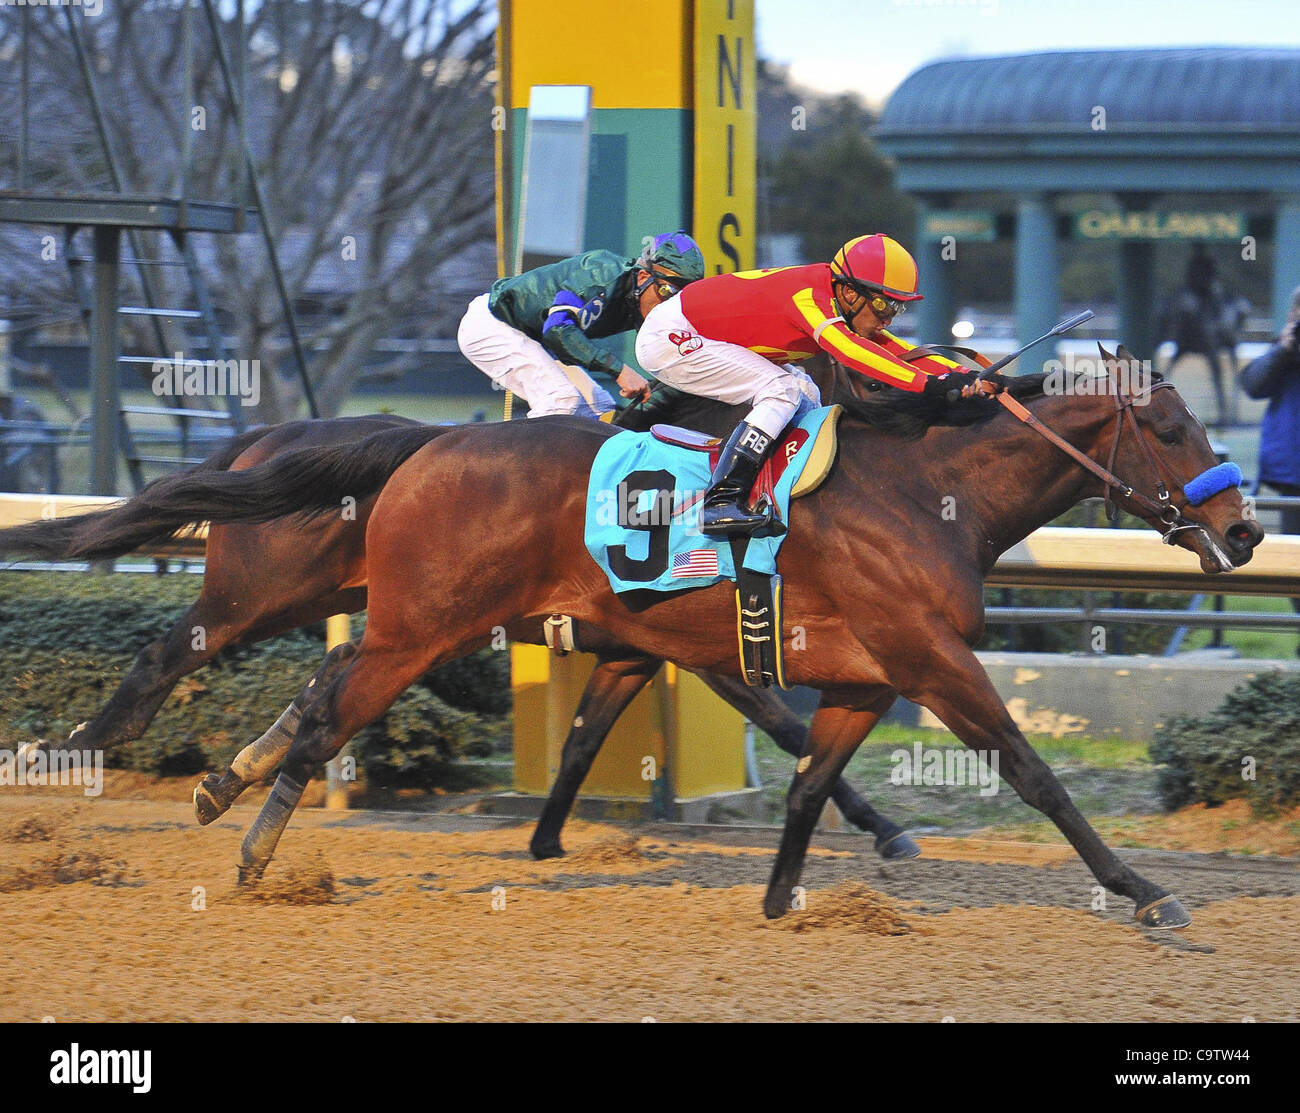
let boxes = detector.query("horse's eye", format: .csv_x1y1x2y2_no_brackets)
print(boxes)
1157,428,1183,446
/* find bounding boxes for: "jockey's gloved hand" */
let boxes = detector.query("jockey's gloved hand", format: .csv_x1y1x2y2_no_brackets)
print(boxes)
976,372,1010,395
923,369,982,401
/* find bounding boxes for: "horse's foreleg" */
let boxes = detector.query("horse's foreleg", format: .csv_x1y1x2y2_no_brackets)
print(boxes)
53,579,363,754
193,643,359,825
762,689,895,919
54,600,238,753
530,655,664,860
911,635,1189,929
695,673,919,859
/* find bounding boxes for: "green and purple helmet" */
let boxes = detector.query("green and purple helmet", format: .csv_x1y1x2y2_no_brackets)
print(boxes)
636,230,705,291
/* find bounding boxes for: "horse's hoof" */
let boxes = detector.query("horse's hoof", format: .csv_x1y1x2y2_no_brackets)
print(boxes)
762,895,789,920
193,775,228,826
529,840,565,861
16,740,47,762
875,830,921,860
236,863,267,887
1136,894,1191,930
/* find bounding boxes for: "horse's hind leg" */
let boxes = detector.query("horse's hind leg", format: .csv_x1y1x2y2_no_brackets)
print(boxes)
696,673,919,859
193,642,358,825
911,634,1189,929
530,654,664,860
237,638,450,884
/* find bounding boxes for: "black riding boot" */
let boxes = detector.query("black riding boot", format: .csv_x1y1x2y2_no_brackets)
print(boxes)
699,422,774,535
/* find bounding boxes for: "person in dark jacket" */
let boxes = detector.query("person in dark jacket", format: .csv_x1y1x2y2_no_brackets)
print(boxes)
1241,285,1300,649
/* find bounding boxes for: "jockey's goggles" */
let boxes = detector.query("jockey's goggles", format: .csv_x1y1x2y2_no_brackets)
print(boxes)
637,267,693,300
872,294,905,318
862,290,906,318
836,277,907,319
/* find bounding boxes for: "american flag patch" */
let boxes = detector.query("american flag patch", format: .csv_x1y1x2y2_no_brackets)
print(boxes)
671,549,720,578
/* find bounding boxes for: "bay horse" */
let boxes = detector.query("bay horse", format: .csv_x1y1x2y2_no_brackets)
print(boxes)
12,348,1261,927
0,379,919,860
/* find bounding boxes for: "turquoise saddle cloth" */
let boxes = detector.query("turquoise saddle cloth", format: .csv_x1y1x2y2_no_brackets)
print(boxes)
584,406,837,595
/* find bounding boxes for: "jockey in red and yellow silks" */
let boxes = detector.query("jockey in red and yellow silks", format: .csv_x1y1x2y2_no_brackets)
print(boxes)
672,263,962,391
635,233,985,535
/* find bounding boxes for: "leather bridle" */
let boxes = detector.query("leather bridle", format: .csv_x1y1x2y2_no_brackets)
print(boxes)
994,379,1208,545
900,342,1215,546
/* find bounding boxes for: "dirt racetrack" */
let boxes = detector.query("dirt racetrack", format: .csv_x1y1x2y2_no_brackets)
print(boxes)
1,792,1297,1023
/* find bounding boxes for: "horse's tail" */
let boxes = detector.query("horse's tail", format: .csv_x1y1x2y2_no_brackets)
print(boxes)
0,425,448,561
0,424,280,560
0,515,98,560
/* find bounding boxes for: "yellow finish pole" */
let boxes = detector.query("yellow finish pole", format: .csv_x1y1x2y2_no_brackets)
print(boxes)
324,612,352,810
495,0,514,424
493,0,511,283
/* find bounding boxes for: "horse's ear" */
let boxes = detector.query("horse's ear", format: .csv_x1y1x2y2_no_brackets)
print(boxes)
1116,343,1136,364
1096,342,1117,379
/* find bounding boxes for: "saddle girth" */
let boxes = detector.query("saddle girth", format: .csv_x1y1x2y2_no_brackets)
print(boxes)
727,535,788,689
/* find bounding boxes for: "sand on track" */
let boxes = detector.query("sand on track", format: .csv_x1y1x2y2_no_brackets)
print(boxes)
0,794,1296,1023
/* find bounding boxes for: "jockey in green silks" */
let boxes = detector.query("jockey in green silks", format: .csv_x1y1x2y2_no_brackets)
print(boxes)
457,232,706,419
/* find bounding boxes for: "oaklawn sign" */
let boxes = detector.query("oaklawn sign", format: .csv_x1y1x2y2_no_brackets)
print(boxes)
1074,209,1245,241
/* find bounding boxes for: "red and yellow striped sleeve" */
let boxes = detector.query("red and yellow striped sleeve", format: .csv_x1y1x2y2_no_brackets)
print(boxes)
876,330,963,375
791,287,930,392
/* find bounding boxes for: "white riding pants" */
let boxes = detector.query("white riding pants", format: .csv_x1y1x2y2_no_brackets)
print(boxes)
635,298,820,439
457,293,615,419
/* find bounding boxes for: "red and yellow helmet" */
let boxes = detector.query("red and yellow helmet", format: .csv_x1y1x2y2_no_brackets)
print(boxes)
830,234,923,303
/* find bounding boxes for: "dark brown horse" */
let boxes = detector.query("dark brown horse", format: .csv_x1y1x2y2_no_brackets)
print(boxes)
11,350,1261,927
0,382,918,859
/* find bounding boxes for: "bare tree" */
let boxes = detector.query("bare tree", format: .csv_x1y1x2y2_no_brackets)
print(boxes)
0,0,497,422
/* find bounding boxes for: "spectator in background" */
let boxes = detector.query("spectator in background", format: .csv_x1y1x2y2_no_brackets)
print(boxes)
1241,285,1300,653
1187,244,1223,314
1160,245,1249,425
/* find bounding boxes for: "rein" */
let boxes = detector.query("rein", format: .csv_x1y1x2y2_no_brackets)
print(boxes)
894,344,1210,541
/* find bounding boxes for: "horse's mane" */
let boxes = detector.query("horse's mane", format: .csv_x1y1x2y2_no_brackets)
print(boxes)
832,365,1166,440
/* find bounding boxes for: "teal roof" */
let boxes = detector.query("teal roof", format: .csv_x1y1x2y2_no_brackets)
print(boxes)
878,48,1300,136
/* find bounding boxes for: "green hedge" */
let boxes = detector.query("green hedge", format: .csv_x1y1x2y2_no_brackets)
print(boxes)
1150,671,1300,816
0,571,509,787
